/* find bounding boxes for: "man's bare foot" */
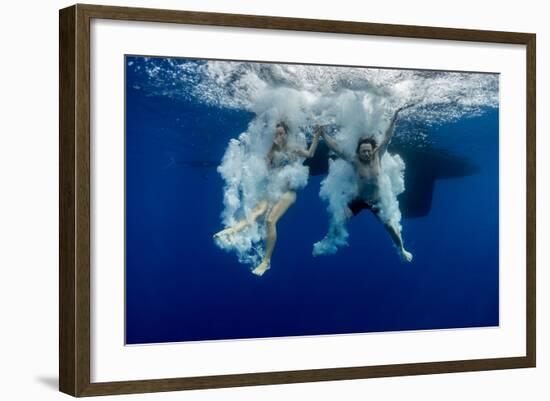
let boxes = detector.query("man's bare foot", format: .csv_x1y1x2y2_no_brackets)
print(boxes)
252,260,270,276
400,248,413,262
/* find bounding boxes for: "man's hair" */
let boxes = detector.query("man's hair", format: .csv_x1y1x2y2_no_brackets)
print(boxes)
276,121,289,133
356,137,377,154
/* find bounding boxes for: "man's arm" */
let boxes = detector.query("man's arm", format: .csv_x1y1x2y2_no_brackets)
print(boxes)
320,128,353,163
377,103,416,156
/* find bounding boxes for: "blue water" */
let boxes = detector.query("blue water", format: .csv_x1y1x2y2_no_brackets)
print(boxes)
125,59,499,345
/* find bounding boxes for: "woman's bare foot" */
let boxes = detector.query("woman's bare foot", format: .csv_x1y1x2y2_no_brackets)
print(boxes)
213,227,235,240
252,260,270,276
213,227,238,247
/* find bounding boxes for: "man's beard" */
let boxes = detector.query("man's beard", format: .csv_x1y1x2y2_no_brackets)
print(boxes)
360,155,372,163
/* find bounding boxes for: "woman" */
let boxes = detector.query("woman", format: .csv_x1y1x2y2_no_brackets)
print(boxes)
214,121,321,276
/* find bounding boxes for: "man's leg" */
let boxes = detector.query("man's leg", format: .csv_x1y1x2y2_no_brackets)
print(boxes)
372,210,413,262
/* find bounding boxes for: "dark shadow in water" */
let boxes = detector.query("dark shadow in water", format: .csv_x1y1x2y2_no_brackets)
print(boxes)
177,139,479,219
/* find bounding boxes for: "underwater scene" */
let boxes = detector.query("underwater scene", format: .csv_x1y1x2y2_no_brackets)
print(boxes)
125,56,499,344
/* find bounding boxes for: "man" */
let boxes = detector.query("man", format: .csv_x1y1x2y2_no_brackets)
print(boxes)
319,104,414,261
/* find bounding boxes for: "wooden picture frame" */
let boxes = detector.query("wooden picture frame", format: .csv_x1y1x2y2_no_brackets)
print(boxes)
59,3,536,397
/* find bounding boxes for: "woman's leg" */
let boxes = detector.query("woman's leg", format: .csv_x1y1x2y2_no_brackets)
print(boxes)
214,200,268,238
252,191,297,276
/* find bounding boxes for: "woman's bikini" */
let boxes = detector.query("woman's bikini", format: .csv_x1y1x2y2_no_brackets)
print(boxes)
269,149,296,170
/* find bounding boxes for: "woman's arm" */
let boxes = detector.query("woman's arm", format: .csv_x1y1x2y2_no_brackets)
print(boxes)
294,125,322,158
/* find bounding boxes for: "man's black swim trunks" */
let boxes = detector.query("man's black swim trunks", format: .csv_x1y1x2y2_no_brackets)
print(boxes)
347,198,381,217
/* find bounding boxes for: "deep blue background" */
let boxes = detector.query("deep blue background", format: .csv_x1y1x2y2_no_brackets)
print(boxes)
125,59,499,344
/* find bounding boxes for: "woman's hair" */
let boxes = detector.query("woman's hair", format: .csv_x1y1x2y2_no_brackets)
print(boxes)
356,137,377,154
275,121,289,134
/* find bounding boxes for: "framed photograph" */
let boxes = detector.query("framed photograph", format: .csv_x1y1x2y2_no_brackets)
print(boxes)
59,4,536,397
